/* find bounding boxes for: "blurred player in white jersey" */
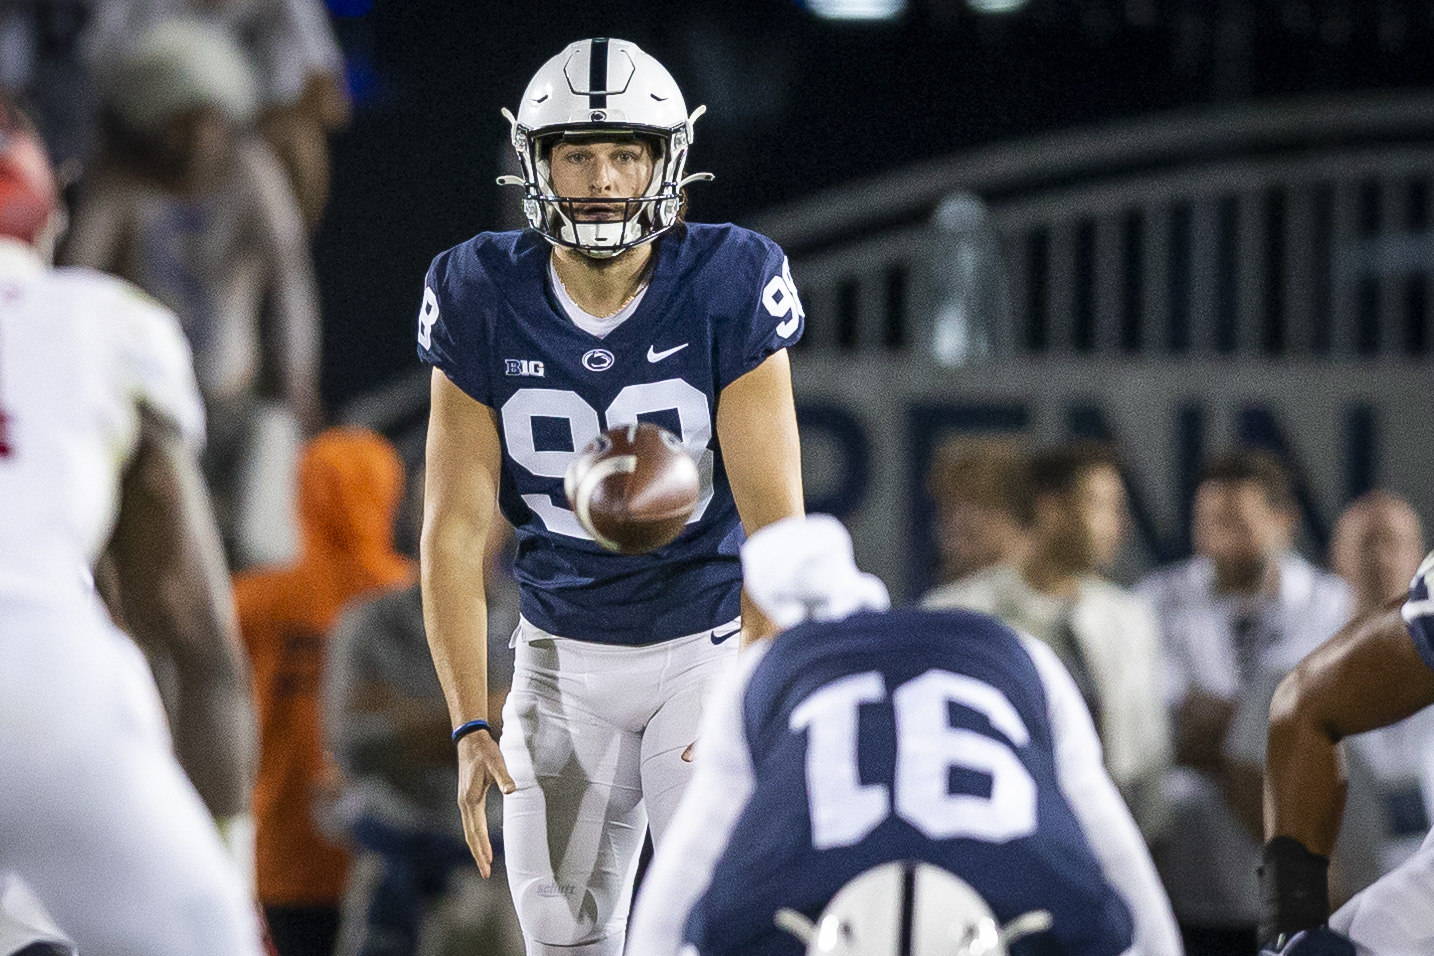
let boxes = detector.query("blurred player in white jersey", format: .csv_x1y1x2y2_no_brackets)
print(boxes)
0,96,265,956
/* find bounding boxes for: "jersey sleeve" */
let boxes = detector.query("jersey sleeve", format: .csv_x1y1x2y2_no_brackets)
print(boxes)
1402,551,1434,673
716,236,805,390
415,246,493,407
626,643,769,956
1021,635,1184,956
113,283,206,449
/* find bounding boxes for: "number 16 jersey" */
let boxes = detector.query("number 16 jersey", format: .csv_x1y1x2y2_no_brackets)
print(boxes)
416,223,804,645
626,608,1183,956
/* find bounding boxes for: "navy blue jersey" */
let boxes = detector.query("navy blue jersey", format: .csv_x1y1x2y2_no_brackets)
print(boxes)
686,608,1135,956
416,224,804,644
1404,552,1434,673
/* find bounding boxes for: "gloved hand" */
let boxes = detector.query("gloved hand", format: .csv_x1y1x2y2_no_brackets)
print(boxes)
1259,927,1357,956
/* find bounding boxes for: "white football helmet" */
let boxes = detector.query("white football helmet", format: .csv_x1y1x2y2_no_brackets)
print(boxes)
774,862,1053,956
498,38,713,258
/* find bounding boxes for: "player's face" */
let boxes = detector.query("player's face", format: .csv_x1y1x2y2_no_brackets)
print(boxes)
548,139,655,218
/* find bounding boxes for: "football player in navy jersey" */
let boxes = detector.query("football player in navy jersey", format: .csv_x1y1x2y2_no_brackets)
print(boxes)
628,515,1183,956
417,38,804,956
1259,551,1434,956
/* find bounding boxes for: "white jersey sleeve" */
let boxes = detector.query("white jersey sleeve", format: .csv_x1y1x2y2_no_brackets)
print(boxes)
1020,635,1184,956
112,283,206,449
627,643,768,956
0,250,204,607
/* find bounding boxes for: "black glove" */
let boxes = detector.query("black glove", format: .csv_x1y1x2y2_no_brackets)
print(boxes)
1258,836,1332,948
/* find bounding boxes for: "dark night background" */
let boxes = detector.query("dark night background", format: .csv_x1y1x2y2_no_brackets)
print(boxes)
315,0,1434,408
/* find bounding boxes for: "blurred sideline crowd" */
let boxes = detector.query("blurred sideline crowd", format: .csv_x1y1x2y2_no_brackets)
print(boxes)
5,5,1433,956
925,438,1433,956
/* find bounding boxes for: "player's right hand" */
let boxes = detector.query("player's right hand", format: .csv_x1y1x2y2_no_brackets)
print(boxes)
456,730,515,878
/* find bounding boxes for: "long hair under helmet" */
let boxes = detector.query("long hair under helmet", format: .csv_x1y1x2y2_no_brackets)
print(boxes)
499,38,713,259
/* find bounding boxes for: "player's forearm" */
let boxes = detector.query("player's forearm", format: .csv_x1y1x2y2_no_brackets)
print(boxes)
420,528,492,728
1264,600,1434,853
717,351,804,649
173,667,257,818
112,411,257,815
717,351,804,536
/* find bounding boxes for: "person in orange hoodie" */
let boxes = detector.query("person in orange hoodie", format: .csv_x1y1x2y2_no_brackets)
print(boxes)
235,428,413,956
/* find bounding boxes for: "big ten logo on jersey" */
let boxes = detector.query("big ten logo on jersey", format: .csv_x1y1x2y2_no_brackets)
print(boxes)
763,256,804,340
505,359,545,378
501,380,715,542
792,669,1037,850
417,287,439,349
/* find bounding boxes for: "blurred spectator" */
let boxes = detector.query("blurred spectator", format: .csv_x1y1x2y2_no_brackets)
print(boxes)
1138,450,1349,956
85,0,350,228
0,0,97,170
1331,490,1426,617
236,428,412,956
62,18,322,564
924,440,1171,837
323,478,522,956
924,436,1027,587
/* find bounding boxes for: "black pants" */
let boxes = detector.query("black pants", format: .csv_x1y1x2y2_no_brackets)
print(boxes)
264,904,340,956
1181,923,1259,956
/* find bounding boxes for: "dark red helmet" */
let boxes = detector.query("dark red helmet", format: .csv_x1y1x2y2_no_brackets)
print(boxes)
0,98,57,246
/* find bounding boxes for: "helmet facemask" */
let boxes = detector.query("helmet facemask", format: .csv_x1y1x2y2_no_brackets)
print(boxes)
500,107,710,260
539,129,671,257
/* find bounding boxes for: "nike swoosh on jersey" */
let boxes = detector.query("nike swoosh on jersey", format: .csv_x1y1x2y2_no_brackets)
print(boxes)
776,316,800,338
647,343,689,362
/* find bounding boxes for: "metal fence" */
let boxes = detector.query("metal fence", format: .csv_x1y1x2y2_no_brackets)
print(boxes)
751,92,1434,360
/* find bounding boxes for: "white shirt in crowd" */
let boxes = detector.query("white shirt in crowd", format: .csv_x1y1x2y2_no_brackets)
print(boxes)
1137,552,1350,927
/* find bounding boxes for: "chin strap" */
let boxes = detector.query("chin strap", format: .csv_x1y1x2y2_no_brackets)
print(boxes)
679,171,715,188
496,175,525,187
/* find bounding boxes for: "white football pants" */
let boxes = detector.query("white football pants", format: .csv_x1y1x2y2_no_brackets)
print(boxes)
1333,826,1434,956
500,618,739,956
0,603,264,956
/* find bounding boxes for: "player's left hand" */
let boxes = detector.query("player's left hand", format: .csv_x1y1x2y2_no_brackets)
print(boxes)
1259,927,1357,956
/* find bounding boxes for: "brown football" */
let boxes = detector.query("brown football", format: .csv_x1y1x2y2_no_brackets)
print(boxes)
563,422,701,555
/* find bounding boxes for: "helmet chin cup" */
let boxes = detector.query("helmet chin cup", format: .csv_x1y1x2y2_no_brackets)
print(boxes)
569,220,627,256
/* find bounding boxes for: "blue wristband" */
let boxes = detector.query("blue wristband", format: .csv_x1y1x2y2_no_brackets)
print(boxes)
451,719,490,744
